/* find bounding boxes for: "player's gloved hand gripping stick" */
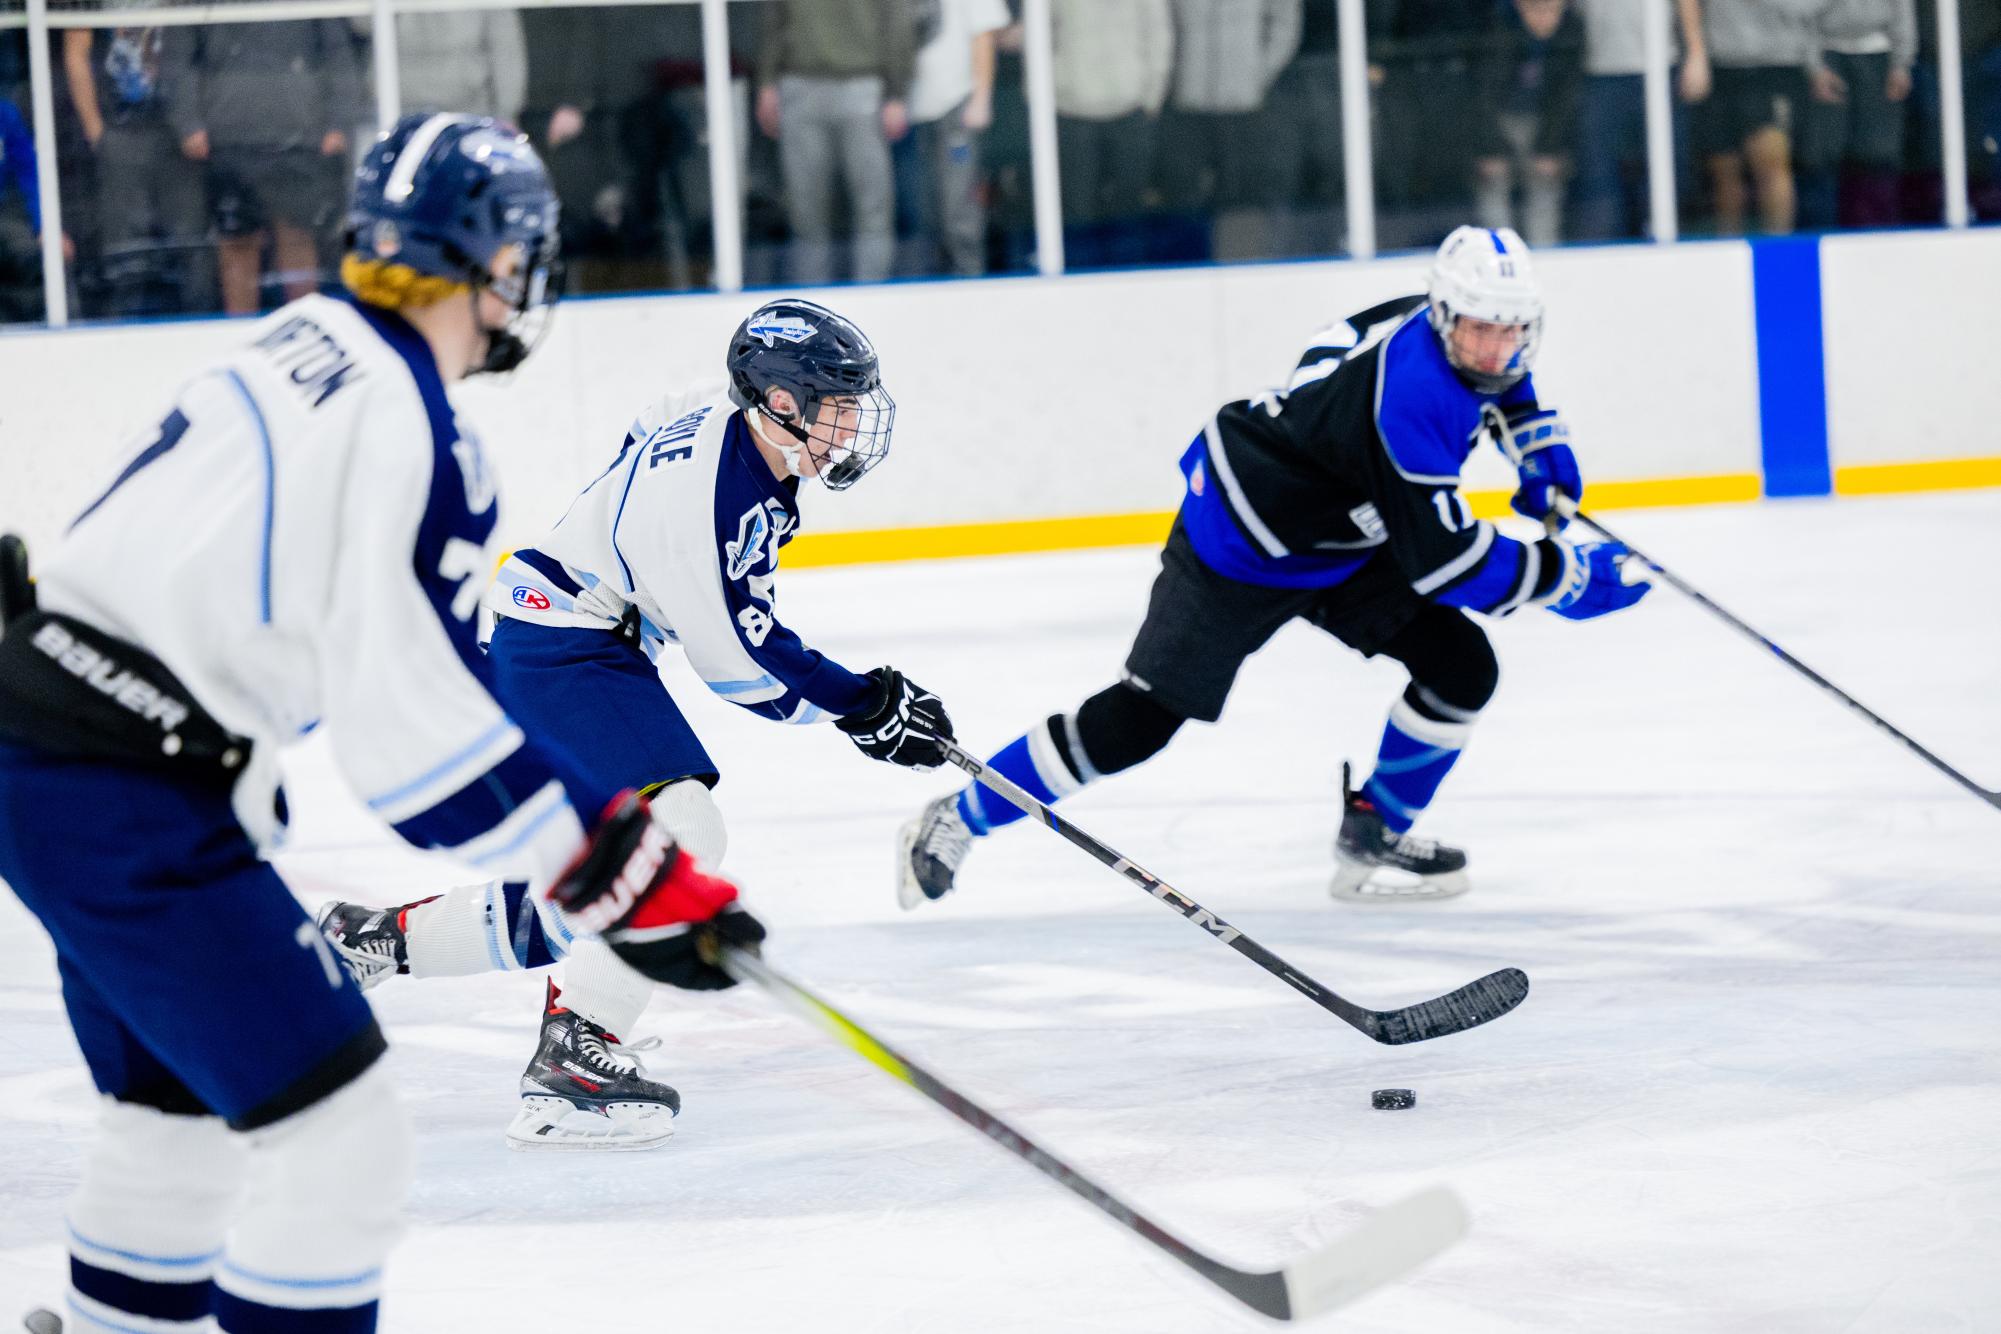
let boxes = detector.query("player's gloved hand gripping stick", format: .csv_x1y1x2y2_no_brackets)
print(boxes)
837,665,955,769
1549,496,2001,812
934,738,1529,1045
551,792,768,989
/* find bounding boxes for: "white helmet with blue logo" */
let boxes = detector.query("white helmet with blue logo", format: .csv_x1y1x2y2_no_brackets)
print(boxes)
1426,226,1543,394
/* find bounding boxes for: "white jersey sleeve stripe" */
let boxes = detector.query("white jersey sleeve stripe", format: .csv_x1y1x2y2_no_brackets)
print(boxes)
363,717,522,820
708,674,780,696
219,370,279,625
459,781,585,874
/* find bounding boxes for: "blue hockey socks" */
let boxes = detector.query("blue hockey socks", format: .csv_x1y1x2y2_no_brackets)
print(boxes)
1360,697,1477,834
957,720,1093,835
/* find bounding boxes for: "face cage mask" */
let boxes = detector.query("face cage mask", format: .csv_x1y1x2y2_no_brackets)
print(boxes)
767,384,896,490
1433,305,1542,395
472,242,562,377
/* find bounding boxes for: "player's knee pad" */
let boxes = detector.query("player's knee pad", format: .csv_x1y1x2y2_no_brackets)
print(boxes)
1069,681,1188,777
220,1064,410,1312
1397,614,1499,720
68,1101,244,1287
645,777,728,867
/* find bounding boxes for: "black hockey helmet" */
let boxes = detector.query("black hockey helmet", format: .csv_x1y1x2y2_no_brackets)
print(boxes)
725,299,894,490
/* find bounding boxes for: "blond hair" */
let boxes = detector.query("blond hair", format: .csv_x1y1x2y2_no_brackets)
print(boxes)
340,254,470,311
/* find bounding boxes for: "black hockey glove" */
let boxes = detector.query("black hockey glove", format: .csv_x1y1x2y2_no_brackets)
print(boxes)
550,792,768,991
835,666,955,770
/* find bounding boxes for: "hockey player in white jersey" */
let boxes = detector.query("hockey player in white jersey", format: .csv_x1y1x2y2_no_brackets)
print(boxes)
0,114,766,1333
315,296,958,1150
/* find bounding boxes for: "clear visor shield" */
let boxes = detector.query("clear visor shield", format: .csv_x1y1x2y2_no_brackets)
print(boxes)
808,385,896,490
478,238,561,375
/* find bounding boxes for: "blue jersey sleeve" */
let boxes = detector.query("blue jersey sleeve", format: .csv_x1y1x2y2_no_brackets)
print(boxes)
1368,322,1560,616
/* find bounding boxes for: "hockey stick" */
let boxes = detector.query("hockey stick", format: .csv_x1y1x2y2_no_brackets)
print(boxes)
1561,502,2001,812
939,740,1530,1045
721,945,1470,1321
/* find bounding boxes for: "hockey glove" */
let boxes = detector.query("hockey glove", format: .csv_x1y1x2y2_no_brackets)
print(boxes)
550,792,767,990
1544,540,1653,621
1503,409,1582,527
836,666,956,770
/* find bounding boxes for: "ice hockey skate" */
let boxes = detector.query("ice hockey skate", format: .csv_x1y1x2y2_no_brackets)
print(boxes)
898,792,974,908
1329,764,1471,902
314,899,416,990
506,981,681,1151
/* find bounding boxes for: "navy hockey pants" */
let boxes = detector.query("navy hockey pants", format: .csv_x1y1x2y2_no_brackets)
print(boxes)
0,742,383,1127
486,617,720,815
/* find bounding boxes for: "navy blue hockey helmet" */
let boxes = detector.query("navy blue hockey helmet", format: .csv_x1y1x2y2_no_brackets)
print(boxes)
726,299,895,490
344,112,560,373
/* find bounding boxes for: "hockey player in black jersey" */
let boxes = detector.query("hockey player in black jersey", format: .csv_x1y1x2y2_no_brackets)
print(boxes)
900,226,1652,904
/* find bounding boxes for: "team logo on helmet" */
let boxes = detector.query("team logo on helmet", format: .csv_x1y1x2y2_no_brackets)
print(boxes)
747,316,817,347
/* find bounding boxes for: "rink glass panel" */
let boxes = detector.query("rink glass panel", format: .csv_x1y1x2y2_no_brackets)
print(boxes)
4,0,1995,332
1,15,379,324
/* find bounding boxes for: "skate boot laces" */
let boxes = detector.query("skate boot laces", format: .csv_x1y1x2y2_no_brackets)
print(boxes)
917,795,973,868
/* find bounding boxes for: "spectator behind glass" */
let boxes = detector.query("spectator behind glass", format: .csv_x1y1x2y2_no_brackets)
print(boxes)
1697,0,1814,236
1256,0,1344,258
63,24,215,316
518,9,710,290
1573,0,1712,240
757,0,918,284
1962,0,2001,214
1,93,74,322
162,22,364,315
1798,0,1915,230
392,11,527,124
1160,0,1301,260
896,0,1011,277
1370,0,1490,248
1473,0,1585,248
1051,0,1173,268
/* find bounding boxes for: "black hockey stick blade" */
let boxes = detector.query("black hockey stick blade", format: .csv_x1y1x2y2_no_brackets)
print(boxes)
723,946,1470,1320
1559,501,2001,813
1355,966,1531,1046
940,741,1530,1045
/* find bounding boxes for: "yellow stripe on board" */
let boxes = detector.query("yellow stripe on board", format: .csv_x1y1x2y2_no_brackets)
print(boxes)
1833,456,2001,497
783,473,1764,570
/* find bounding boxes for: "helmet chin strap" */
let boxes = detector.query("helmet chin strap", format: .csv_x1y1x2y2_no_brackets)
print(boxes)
753,406,813,478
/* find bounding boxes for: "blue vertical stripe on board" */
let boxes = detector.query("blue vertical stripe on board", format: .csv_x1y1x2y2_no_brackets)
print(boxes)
1749,237,1833,497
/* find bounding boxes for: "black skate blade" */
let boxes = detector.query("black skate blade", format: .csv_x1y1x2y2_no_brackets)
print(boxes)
1361,967,1530,1046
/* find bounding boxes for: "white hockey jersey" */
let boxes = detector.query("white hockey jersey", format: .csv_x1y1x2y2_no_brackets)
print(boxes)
486,385,876,725
36,293,584,886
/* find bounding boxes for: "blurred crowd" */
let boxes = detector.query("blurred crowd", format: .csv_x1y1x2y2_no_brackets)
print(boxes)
4,0,2000,325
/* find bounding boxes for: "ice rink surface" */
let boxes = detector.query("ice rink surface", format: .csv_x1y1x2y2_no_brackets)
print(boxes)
4,491,1999,1331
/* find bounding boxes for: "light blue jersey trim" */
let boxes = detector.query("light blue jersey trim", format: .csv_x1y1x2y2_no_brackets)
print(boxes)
68,1224,220,1270
220,1258,382,1290
364,719,517,813
220,370,276,624
466,786,574,867
708,674,780,696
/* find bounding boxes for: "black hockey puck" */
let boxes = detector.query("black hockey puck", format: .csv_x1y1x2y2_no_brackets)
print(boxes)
1371,1088,1416,1110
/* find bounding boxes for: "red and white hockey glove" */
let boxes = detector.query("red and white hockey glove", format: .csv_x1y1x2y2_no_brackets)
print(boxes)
550,791,767,991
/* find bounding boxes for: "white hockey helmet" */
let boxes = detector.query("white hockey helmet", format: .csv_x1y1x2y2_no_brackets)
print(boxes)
1426,225,1544,394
